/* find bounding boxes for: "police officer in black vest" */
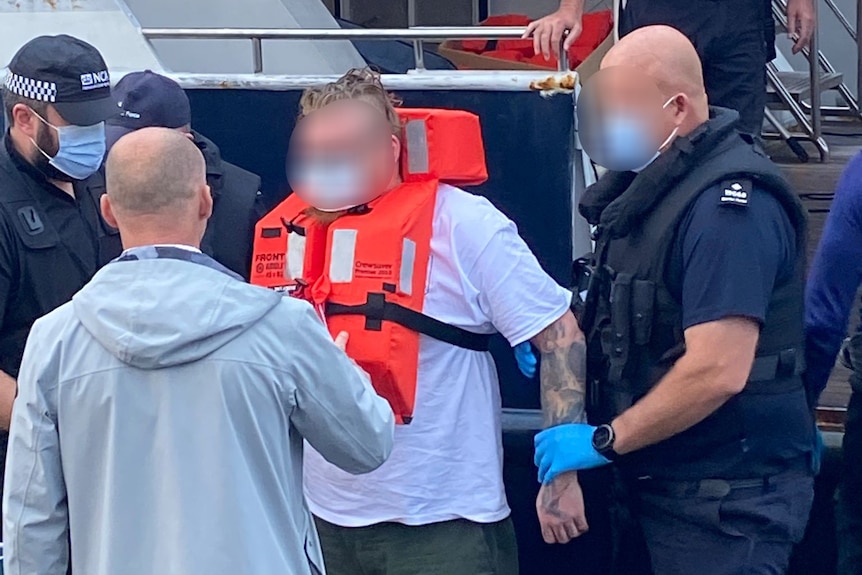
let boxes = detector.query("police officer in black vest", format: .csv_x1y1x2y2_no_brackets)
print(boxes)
0,35,121,482
104,71,262,280
533,26,815,574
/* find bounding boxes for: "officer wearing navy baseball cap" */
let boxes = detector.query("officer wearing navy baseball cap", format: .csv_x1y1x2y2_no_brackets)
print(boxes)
105,70,262,280
0,35,123,491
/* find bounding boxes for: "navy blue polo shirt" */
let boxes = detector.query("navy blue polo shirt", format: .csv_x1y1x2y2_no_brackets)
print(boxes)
665,180,812,469
668,182,795,329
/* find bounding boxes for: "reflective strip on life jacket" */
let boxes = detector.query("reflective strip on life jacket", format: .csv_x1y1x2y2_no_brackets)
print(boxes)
400,238,416,296
329,229,358,283
286,230,306,280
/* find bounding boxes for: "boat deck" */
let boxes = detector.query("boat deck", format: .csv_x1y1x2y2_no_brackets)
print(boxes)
769,133,862,419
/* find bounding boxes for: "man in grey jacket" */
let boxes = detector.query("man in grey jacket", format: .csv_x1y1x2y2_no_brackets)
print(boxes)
2,127,395,575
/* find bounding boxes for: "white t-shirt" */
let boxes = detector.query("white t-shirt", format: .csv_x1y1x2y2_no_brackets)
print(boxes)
304,184,572,527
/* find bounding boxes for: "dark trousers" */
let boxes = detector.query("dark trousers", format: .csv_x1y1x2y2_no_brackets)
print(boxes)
630,468,814,575
837,390,862,575
619,0,769,137
314,516,519,575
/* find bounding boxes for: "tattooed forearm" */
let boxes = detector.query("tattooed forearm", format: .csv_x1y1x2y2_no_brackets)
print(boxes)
540,479,567,519
532,311,587,427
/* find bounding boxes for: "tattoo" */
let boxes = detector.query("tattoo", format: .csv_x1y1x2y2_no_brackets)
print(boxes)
540,481,566,519
535,313,587,427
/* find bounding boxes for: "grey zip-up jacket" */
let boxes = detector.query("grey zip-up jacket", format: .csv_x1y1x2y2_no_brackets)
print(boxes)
3,256,394,575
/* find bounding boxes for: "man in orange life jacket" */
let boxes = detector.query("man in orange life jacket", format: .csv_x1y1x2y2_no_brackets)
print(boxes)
251,68,592,573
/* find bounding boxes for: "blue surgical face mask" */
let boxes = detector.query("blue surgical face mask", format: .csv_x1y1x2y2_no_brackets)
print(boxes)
598,97,679,173
292,160,369,212
30,109,106,180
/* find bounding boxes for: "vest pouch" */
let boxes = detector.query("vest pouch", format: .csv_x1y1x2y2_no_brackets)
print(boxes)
585,264,616,419
586,338,610,422
7,201,60,251
631,280,655,346
570,256,594,324
602,273,633,385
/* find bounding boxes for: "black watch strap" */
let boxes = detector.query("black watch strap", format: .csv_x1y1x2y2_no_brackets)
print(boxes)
592,423,618,460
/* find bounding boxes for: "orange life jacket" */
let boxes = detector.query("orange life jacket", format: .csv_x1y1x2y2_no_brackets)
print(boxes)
251,108,489,424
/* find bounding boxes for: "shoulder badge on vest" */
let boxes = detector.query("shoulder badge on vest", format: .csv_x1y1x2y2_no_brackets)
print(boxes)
718,178,752,207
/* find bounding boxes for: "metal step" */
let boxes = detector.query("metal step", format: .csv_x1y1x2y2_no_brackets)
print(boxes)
767,70,844,100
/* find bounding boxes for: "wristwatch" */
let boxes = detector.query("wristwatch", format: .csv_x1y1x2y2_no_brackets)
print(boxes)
591,423,618,460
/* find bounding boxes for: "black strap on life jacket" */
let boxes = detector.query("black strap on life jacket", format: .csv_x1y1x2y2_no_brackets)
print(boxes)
325,292,492,352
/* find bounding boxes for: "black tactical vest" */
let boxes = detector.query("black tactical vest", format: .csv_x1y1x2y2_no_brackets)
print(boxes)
578,109,812,479
195,131,262,280
0,141,120,378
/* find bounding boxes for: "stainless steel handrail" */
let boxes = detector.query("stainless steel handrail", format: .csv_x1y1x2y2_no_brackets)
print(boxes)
141,26,531,40
810,0,822,143
140,26,570,73
823,0,857,40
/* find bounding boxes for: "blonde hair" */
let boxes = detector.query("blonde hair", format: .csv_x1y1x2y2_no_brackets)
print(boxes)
298,68,403,136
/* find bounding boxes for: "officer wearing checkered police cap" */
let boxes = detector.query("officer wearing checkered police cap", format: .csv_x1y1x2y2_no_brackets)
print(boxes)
0,33,123,498
5,34,118,126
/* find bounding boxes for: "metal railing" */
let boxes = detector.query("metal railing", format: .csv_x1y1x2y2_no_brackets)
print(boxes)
821,0,862,112
141,27,570,74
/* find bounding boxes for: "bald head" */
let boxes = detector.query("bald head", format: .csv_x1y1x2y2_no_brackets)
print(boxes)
603,25,707,111
102,127,213,250
106,127,206,214
576,26,713,171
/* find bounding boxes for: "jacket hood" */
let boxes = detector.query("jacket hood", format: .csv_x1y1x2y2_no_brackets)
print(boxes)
73,258,283,369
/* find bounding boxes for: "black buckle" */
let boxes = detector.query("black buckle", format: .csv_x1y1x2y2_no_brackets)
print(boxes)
777,348,798,378
364,293,386,331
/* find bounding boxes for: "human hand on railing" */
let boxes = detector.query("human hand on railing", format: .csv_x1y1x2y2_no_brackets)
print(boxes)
787,0,816,54
523,0,585,61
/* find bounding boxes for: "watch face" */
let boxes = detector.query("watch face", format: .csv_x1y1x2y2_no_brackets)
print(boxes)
593,425,612,450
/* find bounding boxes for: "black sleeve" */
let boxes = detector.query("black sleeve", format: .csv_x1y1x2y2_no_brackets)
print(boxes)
0,216,18,334
674,180,796,330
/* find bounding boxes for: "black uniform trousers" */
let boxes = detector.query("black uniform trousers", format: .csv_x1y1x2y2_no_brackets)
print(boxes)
619,0,770,137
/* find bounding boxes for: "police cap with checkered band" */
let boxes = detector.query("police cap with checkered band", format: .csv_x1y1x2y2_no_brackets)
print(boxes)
4,35,118,126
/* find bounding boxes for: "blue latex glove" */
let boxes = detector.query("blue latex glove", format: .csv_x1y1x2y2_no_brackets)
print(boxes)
514,342,537,379
534,424,612,484
811,427,825,476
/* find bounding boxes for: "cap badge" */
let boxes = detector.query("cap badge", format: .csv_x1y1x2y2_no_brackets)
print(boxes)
80,71,110,91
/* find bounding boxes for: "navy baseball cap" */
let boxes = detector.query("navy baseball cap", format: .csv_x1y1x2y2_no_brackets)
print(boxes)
5,35,118,126
106,71,191,150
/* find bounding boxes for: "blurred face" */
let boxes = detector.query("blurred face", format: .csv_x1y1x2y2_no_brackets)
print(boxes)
288,100,400,212
578,66,685,172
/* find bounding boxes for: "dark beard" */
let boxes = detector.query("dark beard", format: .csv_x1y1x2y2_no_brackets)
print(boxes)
30,123,75,183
